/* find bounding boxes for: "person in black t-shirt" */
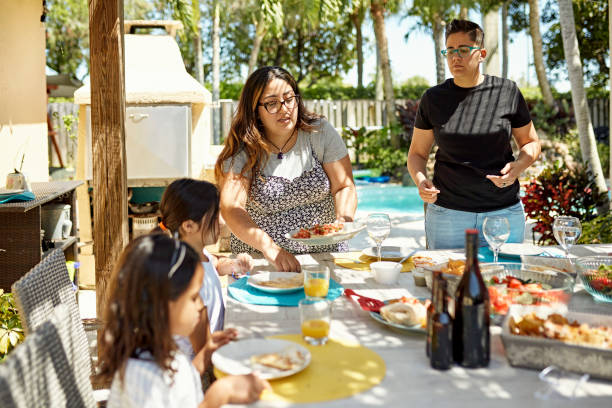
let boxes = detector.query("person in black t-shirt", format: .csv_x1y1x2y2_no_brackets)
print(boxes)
407,19,541,249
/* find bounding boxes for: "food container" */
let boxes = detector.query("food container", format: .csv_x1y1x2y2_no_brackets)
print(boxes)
575,256,612,303
501,309,612,380
482,263,575,321
422,260,502,294
371,261,402,285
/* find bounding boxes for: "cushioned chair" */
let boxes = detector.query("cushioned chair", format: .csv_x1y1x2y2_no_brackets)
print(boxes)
11,249,96,403
0,304,96,408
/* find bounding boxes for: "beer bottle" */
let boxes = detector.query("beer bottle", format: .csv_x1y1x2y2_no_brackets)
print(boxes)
452,229,490,367
431,277,452,370
425,270,442,358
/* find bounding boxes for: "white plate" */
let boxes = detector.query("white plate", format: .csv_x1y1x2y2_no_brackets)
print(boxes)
362,246,414,261
212,338,311,380
285,222,366,246
247,272,304,294
498,243,544,258
369,299,427,334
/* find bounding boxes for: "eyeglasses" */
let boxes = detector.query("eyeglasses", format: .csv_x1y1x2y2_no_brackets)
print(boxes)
441,46,481,58
258,95,299,114
168,232,186,278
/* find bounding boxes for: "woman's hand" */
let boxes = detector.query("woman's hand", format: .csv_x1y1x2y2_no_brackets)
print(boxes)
263,245,301,272
486,161,520,188
418,179,440,203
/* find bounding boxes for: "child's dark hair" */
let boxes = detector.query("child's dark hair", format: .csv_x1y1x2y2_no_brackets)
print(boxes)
157,178,220,241
445,19,484,47
97,233,201,384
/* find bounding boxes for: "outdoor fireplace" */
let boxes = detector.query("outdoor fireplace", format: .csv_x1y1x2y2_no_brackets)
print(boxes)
74,20,212,186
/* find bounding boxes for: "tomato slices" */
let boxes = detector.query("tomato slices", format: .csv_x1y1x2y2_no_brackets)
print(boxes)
487,275,565,315
291,223,344,239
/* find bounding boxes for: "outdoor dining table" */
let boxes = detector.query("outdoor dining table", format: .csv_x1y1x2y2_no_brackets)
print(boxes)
222,244,612,407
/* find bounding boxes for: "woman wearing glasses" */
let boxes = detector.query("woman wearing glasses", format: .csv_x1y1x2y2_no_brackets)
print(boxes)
407,19,541,249
215,66,357,271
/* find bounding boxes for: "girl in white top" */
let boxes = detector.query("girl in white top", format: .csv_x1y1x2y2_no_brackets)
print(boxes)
159,178,252,360
99,234,268,408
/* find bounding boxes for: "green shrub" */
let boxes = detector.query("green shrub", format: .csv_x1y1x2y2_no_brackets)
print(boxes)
343,126,408,179
578,212,612,244
0,290,24,362
521,162,608,245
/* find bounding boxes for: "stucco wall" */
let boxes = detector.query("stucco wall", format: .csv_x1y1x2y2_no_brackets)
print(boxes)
0,0,48,182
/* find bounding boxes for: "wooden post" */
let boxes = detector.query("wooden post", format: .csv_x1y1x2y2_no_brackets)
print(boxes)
89,1,128,323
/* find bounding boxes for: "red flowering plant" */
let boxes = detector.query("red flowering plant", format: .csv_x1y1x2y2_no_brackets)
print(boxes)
521,162,607,245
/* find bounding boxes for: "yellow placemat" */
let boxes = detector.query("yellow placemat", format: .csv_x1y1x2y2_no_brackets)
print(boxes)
334,251,414,272
214,334,386,403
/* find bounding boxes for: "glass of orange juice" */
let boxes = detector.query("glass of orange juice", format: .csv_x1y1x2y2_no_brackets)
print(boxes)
299,298,331,345
302,264,330,298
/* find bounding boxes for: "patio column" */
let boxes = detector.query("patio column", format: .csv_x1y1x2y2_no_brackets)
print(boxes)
88,1,129,323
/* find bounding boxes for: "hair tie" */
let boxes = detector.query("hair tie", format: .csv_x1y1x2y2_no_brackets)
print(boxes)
159,221,169,232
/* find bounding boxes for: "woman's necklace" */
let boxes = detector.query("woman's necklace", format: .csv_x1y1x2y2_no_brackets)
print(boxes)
267,129,297,159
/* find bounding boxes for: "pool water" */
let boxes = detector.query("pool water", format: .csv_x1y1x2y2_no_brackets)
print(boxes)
356,184,424,215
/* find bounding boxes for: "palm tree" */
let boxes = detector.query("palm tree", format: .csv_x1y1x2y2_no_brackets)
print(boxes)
348,0,367,89
370,0,397,141
501,0,508,78
528,0,554,107
558,0,609,213
247,0,283,76
482,4,500,76
212,0,220,142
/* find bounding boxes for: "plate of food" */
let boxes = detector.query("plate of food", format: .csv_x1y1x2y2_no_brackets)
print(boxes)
369,296,429,334
285,222,366,246
247,272,304,294
498,243,545,258
212,338,311,380
362,246,414,261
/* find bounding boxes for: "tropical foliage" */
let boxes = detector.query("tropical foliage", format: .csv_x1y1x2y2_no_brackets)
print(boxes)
0,290,24,362
521,162,608,245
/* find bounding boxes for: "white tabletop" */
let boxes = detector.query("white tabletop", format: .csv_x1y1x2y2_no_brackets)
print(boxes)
222,246,612,407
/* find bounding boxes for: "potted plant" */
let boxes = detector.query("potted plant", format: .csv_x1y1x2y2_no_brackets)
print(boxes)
0,289,24,362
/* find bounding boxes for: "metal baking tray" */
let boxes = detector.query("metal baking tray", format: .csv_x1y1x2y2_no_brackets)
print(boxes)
501,310,612,380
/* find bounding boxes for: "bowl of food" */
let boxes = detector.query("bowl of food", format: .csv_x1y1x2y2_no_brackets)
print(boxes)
423,259,467,294
482,263,575,321
575,256,612,303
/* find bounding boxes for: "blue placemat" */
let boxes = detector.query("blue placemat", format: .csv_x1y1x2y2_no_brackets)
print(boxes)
0,191,35,204
228,277,344,307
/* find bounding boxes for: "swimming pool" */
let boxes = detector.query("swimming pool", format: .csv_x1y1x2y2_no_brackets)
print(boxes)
356,184,424,215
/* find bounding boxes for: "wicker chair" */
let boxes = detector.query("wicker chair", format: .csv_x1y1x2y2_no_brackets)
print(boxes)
11,249,95,403
0,304,96,408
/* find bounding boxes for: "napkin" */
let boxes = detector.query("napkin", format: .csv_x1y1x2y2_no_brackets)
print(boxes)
333,251,414,272
227,277,344,306
0,190,35,204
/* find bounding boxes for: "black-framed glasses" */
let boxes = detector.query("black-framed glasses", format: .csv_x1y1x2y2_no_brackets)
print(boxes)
258,95,299,114
168,232,186,278
441,46,481,58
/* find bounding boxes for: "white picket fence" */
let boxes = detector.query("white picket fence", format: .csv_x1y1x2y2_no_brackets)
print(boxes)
48,98,610,166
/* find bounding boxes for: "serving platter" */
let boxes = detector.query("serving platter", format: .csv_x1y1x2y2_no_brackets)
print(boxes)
285,222,366,246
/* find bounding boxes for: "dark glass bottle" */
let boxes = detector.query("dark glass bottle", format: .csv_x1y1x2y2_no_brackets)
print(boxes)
431,278,453,370
452,229,490,368
426,271,442,358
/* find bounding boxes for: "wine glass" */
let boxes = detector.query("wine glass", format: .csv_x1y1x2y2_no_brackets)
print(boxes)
553,216,582,258
367,213,391,262
483,216,510,263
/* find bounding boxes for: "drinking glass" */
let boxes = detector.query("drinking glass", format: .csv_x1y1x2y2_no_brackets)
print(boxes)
483,216,510,263
302,264,330,298
299,298,331,346
553,216,582,258
367,213,391,262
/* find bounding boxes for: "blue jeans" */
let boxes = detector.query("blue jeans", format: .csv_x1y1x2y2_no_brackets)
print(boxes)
425,201,525,249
